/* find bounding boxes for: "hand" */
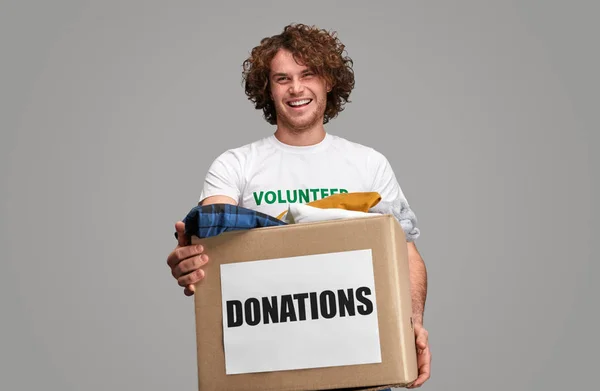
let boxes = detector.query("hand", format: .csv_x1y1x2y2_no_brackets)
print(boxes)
166,221,209,296
408,322,431,388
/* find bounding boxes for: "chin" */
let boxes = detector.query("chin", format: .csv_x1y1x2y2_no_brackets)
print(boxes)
277,107,325,131
288,118,319,131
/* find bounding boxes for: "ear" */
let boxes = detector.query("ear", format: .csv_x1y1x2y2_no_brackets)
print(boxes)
326,80,333,92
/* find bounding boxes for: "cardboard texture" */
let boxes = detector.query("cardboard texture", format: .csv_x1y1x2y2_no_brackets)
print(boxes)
191,214,418,391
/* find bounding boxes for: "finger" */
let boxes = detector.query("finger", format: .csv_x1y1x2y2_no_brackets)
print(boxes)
175,221,189,247
177,268,206,287
184,285,195,296
410,367,430,388
172,254,209,279
166,244,204,269
409,348,431,388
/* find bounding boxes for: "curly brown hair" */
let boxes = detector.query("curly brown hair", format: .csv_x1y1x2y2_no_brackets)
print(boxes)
242,23,355,125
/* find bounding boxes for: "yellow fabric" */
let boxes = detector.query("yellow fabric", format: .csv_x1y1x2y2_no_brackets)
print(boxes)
276,192,381,220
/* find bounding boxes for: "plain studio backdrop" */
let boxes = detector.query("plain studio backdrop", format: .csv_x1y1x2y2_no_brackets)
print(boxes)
1,1,597,390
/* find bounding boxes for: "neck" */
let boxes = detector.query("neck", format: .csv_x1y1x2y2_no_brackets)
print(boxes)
274,123,326,146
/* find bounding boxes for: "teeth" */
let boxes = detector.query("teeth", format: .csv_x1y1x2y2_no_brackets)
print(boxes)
289,99,311,106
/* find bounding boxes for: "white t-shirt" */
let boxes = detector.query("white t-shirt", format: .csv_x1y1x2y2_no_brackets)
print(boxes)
199,133,412,220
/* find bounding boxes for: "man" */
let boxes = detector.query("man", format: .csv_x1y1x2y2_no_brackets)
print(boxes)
166,24,431,388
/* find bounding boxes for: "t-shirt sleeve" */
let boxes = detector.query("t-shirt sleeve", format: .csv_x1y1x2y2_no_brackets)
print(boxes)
369,149,421,241
369,149,407,204
198,150,244,205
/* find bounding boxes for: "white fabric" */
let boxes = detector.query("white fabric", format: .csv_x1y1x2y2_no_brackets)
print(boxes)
282,203,378,224
370,199,420,242
198,132,419,240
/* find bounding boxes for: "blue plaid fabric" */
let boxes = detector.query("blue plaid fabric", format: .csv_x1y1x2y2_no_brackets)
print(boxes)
179,203,287,239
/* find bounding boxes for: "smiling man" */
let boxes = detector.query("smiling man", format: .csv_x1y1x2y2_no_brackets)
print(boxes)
166,24,431,389
269,49,329,133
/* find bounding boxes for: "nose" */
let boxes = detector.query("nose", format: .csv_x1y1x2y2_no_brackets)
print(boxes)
289,78,305,95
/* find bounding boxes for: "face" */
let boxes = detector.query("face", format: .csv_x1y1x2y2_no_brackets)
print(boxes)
269,49,329,132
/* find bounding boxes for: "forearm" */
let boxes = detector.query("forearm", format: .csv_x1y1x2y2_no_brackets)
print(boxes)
407,242,427,325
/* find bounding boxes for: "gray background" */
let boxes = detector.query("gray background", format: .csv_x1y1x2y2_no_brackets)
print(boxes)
1,1,597,390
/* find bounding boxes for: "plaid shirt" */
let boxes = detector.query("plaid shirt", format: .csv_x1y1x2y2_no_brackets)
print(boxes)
178,203,287,239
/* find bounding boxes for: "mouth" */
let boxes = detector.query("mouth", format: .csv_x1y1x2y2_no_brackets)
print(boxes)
287,98,312,108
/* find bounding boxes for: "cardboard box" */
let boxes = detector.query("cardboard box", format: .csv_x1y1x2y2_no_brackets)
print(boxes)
191,214,418,391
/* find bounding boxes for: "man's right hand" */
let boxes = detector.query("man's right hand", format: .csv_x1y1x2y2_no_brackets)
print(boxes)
166,221,209,296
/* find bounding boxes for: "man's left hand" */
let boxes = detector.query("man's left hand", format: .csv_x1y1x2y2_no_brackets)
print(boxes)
408,322,431,388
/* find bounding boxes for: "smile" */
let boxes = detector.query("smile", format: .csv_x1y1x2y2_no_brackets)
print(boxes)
287,99,312,108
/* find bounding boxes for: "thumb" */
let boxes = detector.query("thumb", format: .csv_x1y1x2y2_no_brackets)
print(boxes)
175,221,188,247
414,324,429,352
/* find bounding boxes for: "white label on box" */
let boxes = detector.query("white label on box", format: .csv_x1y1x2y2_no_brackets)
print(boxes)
220,249,381,375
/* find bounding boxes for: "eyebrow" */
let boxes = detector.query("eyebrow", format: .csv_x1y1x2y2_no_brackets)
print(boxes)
271,69,314,78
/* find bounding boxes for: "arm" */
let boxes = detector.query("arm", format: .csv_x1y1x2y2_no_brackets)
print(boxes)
168,150,243,296
407,241,427,325
199,195,237,206
367,150,428,321
406,240,431,389
165,195,238,296
366,150,430,387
